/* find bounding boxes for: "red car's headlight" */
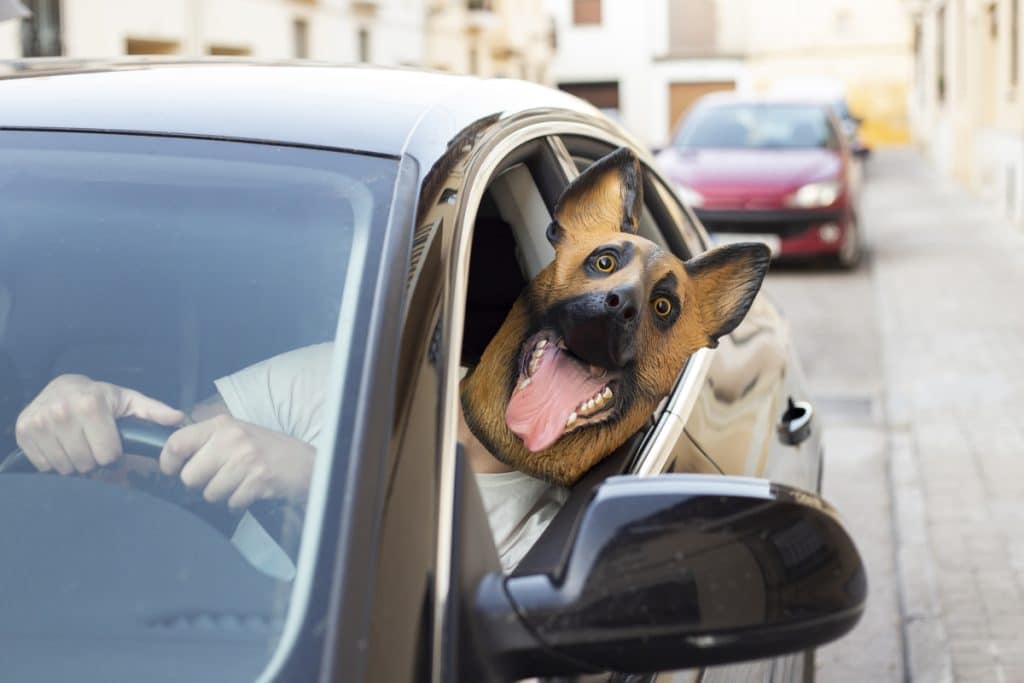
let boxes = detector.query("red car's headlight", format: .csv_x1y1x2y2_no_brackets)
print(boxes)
786,180,841,208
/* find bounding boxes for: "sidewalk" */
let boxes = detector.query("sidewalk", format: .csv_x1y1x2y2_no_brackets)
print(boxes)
865,149,1024,682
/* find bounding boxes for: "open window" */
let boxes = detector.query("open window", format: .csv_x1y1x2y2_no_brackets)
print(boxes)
455,134,713,578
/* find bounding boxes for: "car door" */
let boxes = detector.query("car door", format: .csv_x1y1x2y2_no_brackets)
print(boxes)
433,120,829,682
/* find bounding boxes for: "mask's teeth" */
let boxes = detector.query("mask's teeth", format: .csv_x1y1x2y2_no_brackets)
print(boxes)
517,377,531,391
557,338,568,350
577,385,613,417
536,338,548,352
528,356,539,376
565,412,578,428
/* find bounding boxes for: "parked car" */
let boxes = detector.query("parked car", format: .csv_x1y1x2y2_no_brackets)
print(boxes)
769,77,872,158
0,60,864,682
656,94,863,268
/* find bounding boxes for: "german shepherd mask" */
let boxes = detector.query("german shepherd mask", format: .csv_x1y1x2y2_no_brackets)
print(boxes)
461,147,770,486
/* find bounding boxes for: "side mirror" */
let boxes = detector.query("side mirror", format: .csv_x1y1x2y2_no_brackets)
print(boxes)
473,475,866,679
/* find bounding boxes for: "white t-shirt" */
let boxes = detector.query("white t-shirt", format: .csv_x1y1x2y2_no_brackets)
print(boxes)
215,343,566,573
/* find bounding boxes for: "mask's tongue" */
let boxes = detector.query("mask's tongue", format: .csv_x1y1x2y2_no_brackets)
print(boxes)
506,344,608,452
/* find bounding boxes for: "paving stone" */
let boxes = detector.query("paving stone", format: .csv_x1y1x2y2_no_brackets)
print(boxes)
864,149,1024,682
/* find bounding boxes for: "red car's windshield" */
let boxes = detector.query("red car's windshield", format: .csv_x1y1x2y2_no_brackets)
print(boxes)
675,103,838,151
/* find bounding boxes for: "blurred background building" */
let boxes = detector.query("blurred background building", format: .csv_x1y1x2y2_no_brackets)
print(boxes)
906,0,1024,225
0,0,555,81
546,0,913,149
2,1,1020,226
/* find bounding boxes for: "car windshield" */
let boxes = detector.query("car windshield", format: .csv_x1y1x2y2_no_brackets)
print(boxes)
0,131,398,682
675,103,837,150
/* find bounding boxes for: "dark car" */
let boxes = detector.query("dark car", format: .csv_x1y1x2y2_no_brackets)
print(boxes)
656,94,863,268
0,60,864,682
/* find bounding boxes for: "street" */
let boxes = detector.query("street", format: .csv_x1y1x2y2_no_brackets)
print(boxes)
767,148,1024,682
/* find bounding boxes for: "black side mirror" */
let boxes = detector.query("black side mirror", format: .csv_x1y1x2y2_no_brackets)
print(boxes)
473,474,866,679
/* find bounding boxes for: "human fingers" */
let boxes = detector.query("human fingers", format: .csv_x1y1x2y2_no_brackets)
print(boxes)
13,424,52,473
80,412,124,468
51,422,98,474
200,459,248,504
178,440,232,492
227,472,270,511
109,385,186,426
159,419,217,477
24,423,75,475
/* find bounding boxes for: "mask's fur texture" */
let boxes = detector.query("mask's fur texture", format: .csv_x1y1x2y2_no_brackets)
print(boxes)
461,147,770,486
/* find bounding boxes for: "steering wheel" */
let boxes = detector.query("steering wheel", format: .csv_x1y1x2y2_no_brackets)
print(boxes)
0,417,299,560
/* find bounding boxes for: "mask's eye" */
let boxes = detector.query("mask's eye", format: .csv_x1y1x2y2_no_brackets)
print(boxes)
594,254,617,273
653,296,672,318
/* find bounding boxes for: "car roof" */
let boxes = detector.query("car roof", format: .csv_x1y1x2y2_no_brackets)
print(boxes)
0,59,601,160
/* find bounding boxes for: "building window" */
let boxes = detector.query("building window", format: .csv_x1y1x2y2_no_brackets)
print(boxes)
358,27,371,63
573,0,601,26
559,81,619,117
936,5,946,102
1012,0,1020,87
125,38,180,55
293,18,309,59
20,0,62,57
467,0,493,9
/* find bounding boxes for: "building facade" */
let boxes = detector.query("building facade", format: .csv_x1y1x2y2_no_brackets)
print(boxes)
545,0,749,148
425,0,554,82
906,0,1024,226
0,0,553,84
546,0,912,149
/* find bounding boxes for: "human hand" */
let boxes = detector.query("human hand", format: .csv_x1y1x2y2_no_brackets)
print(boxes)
158,415,315,511
14,374,186,475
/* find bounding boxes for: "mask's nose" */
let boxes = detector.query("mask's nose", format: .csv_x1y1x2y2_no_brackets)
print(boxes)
560,286,641,369
604,287,639,322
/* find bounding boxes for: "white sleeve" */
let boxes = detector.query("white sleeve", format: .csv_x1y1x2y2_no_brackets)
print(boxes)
213,342,334,445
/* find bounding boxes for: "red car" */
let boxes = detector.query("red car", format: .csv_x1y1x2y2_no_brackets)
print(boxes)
656,94,862,267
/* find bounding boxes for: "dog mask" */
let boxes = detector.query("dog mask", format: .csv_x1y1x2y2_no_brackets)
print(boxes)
461,147,770,486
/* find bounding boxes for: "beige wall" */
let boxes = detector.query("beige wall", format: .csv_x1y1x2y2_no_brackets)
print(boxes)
745,0,914,146
3,0,424,65
425,0,553,81
908,0,1024,225
0,18,18,58
2,0,554,81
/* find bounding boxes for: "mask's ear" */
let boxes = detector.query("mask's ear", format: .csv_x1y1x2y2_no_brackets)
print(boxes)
548,147,643,245
685,242,771,348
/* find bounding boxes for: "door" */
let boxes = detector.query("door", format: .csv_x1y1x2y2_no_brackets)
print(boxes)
668,80,735,138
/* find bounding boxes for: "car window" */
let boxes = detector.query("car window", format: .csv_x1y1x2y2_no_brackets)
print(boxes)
676,103,839,151
0,130,398,682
